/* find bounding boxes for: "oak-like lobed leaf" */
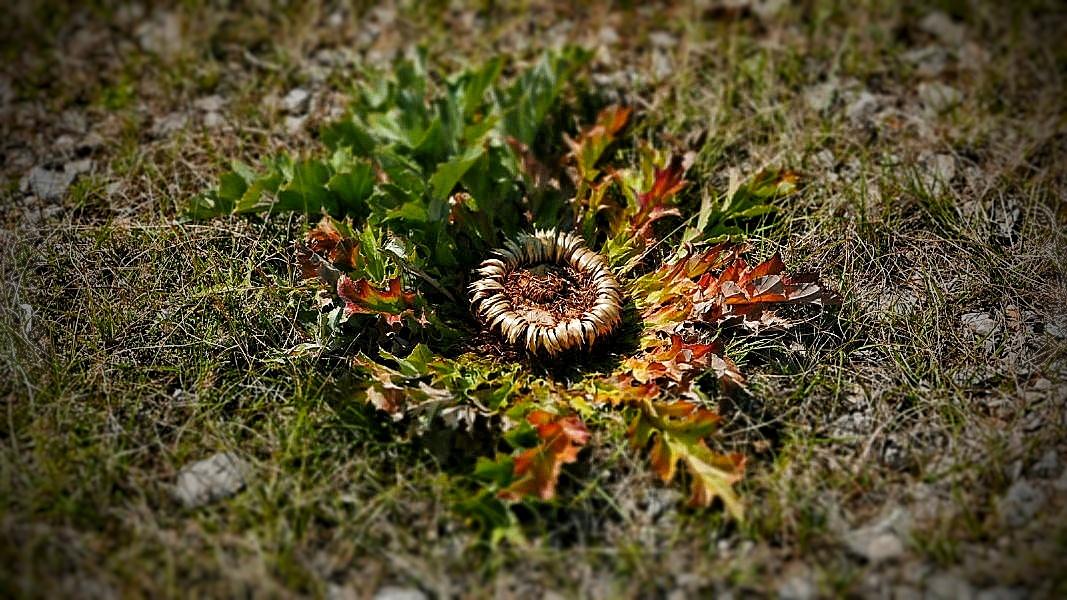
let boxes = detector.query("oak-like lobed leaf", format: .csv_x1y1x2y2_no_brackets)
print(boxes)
628,400,746,518
632,244,839,334
623,334,730,388
499,410,591,502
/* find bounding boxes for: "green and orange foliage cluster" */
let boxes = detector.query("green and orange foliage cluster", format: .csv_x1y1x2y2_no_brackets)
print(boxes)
188,47,838,535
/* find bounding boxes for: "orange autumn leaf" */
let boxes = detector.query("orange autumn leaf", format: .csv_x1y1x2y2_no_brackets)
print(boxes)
295,242,341,285
295,217,365,286
632,244,840,332
628,400,745,517
629,243,746,327
565,105,633,184
500,410,590,502
691,252,839,329
623,334,727,387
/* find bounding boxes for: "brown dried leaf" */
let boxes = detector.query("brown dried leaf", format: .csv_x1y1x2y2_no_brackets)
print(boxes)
296,242,342,286
692,252,841,329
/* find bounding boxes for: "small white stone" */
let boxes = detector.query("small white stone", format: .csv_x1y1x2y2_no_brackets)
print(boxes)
173,452,251,509
135,11,183,58
202,111,226,129
919,81,963,113
598,26,620,45
54,134,76,153
752,0,788,19
21,166,76,203
372,587,427,600
651,50,673,81
285,115,307,135
65,158,93,175
919,152,957,195
18,303,33,337
804,82,838,112
150,112,189,138
846,91,880,127
194,95,225,112
902,46,949,77
648,31,678,48
918,11,966,46
78,132,106,153
845,529,906,562
961,312,996,336
842,507,912,563
326,584,357,600
282,88,311,114
866,533,905,562
777,563,817,600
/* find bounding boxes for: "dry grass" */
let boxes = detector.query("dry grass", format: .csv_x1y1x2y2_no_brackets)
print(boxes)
2,0,1065,598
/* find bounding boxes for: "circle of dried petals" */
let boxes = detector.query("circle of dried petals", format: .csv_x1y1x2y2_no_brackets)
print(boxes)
469,229,624,356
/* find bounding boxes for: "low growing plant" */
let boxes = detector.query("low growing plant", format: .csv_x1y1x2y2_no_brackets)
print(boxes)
187,47,838,538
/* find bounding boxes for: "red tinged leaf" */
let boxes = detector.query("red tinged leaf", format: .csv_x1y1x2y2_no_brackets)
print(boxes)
623,334,729,388
565,105,633,184
638,155,688,210
629,243,748,327
677,242,740,279
719,255,746,286
629,154,689,238
631,243,840,334
602,105,632,136
628,400,746,518
500,411,591,502
305,217,342,254
336,275,426,325
747,253,786,280
692,253,840,329
296,217,368,289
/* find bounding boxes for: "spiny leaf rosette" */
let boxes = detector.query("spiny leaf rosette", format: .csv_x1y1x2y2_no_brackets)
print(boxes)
190,43,843,534
469,230,623,355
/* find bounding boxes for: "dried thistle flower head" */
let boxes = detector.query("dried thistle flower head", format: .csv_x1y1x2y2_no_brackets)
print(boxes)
469,230,624,356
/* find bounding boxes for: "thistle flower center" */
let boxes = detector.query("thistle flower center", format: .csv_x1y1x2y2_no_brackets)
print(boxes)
506,265,595,319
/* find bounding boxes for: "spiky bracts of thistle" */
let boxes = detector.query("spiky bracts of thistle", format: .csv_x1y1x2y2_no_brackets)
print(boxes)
469,230,623,355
